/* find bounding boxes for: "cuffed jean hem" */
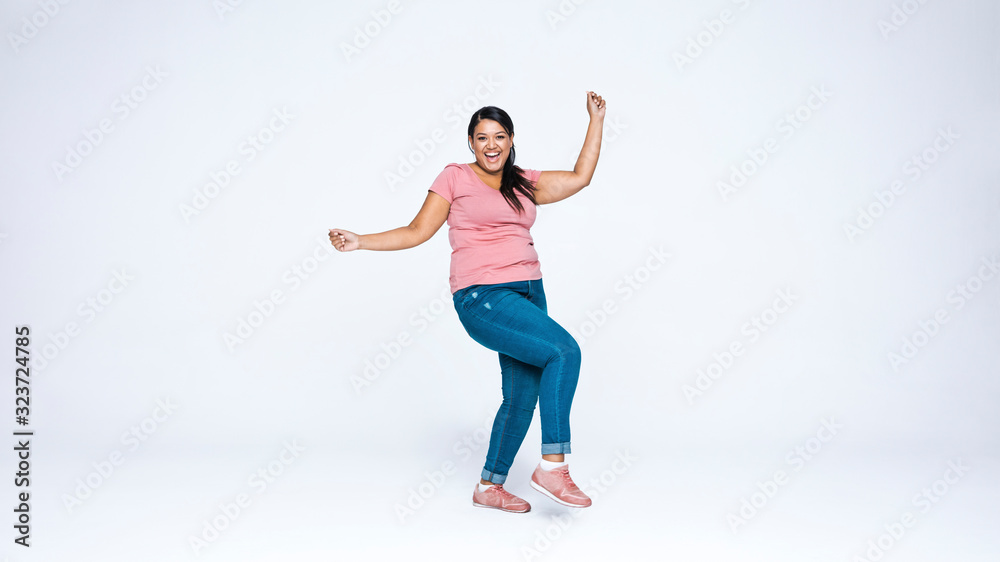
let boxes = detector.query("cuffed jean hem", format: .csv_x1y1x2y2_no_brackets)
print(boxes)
541,442,571,455
481,469,507,485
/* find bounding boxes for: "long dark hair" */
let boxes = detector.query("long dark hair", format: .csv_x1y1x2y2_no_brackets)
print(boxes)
467,106,537,214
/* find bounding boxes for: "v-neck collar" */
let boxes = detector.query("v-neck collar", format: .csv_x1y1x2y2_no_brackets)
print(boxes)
463,163,502,192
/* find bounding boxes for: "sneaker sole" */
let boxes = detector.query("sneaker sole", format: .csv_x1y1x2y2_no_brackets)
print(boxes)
530,480,591,508
472,500,531,513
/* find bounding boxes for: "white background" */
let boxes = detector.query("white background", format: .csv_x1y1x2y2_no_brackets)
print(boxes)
1,0,998,560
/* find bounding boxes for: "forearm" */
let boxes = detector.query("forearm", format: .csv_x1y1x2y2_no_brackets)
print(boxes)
359,225,421,251
573,116,604,185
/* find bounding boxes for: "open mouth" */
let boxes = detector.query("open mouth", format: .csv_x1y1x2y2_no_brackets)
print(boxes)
485,151,501,163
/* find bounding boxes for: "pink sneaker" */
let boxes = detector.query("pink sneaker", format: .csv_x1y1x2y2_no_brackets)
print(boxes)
472,483,531,513
530,464,592,508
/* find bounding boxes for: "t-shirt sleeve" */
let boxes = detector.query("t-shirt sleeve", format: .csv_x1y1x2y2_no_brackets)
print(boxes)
428,164,458,203
522,168,542,185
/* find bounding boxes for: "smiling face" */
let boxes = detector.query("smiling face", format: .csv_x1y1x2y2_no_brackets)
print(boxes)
469,119,512,175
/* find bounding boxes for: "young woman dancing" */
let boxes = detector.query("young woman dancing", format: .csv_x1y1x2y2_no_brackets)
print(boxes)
329,91,606,513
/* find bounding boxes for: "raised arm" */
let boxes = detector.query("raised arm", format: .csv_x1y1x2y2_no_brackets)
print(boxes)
330,190,450,252
534,91,607,205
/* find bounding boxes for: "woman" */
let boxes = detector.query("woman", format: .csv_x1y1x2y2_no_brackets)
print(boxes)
329,91,606,513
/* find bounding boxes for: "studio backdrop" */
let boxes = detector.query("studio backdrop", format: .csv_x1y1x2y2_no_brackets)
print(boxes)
1,1,998,561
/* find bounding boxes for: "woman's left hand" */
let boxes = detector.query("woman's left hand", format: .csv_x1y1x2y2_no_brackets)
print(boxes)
586,91,606,119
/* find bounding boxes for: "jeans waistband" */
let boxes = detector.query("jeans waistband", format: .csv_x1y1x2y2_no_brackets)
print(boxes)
453,278,542,301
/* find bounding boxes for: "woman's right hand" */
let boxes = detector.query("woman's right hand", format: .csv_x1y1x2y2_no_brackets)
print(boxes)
329,229,360,252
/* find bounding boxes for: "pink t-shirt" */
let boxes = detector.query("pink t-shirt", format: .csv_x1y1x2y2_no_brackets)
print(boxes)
428,163,543,293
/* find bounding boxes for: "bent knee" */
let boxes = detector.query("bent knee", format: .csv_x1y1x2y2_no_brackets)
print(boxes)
552,337,581,366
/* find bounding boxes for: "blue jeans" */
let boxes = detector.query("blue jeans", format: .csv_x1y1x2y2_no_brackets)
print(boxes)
452,278,582,485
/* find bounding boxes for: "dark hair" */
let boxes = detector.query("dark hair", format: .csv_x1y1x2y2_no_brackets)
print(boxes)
467,106,537,214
